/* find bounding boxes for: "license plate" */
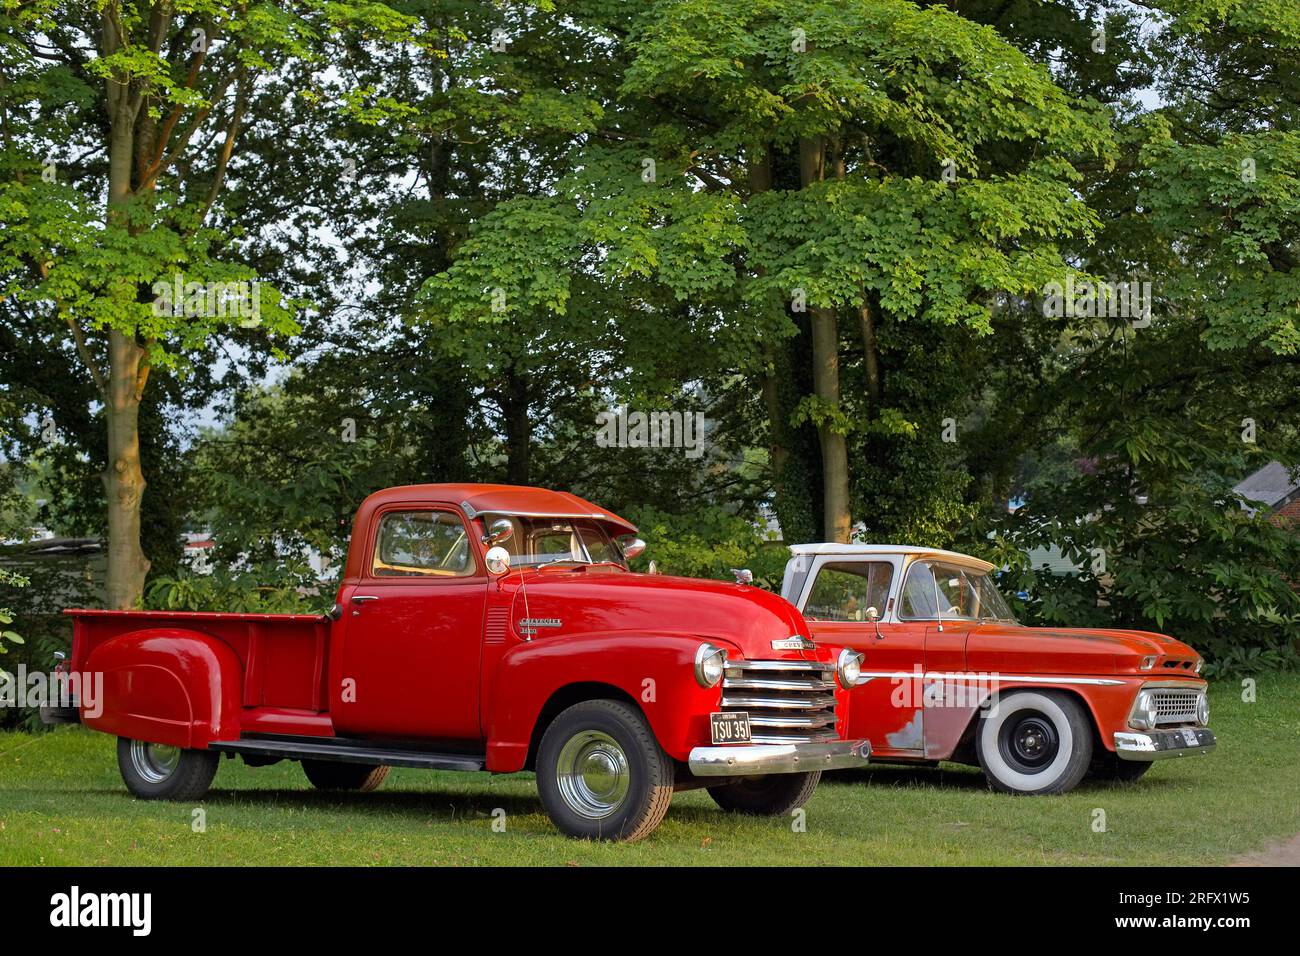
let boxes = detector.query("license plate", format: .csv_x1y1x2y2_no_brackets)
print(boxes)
710,711,751,745
1180,728,1199,747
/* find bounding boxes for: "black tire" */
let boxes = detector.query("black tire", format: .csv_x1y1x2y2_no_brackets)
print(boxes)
301,760,390,792
975,690,1093,795
117,737,219,801
1090,752,1154,784
708,771,822,816
536,699,674,842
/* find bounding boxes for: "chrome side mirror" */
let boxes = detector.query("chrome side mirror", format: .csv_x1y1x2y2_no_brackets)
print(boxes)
482,517,514,546
865,606,880,622
485,546,511,576
621,537,646,560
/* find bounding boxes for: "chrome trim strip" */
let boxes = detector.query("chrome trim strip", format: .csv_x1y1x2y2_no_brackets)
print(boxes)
688,739,871,776
855,671,1126,686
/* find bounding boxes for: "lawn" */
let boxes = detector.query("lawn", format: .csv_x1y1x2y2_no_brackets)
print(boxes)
1,673,1297,866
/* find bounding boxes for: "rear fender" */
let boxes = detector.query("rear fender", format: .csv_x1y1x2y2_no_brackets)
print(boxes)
83,628,242,749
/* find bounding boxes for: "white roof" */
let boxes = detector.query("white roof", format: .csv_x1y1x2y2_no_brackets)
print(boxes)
786,543,994,571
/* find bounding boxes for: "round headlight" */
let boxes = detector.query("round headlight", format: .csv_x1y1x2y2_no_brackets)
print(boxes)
1131,689,1158,730
1196,694,1210,726
837,648,865,689
695,643,726,688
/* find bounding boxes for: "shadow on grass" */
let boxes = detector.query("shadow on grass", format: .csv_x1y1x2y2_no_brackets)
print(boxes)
199,787,545,820
822,764,987,791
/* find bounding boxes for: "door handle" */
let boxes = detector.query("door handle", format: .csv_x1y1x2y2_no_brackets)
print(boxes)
352,595,379,603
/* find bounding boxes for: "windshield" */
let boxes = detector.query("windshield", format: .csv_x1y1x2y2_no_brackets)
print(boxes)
489,516,625,568
899,560,1018,623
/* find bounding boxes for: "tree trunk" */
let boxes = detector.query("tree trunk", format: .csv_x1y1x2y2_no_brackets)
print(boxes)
101,24,150,608
103,330,151,607
800,135,852,542
858,290,882,410
501,368,531,485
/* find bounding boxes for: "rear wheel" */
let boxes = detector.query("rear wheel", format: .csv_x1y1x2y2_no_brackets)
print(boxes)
117,737,219,801
536,699,674,842
301,760,390,792
708,772,821,816
976,691,1093,795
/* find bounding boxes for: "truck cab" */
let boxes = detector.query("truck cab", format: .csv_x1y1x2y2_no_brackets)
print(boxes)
782,543,1214,794
59,485,870,841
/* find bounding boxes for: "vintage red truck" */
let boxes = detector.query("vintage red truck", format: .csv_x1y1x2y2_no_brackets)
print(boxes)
780,544,1215,794
50,484,870,841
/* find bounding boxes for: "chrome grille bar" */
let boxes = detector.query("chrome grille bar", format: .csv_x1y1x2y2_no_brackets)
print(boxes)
721,659,840,744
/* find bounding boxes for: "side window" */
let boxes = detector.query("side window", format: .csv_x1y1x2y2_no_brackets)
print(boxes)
577,525,620,564
372,511,475,577
804,562,894,622
900,561,938,618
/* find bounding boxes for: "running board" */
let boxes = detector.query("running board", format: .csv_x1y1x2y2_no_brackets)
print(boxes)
208,735,486,772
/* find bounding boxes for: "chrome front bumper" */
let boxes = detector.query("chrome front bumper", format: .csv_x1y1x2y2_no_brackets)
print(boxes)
688,739,871,776
1114,727,1216,761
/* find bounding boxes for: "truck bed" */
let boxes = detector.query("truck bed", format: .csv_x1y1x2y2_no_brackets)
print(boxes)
65,608,335,736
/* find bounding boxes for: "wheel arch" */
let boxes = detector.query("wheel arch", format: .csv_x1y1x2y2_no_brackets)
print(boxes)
522,681,642,772
950,684,1105,765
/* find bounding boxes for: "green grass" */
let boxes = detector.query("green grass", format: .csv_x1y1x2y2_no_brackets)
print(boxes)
2,674,1297,866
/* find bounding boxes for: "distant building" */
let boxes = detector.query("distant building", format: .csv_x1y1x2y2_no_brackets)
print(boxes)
1233,461,1300,527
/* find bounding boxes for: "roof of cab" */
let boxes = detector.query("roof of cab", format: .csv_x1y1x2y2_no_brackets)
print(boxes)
787,542,994,571
358,484,638,536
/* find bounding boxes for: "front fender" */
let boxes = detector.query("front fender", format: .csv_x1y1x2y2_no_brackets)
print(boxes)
83,628,242,749
484,632,728,772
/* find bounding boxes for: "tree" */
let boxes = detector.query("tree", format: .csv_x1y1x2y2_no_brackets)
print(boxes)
0,1,415,607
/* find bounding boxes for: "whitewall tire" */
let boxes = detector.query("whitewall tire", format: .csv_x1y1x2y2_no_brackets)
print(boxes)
976,690,1093,795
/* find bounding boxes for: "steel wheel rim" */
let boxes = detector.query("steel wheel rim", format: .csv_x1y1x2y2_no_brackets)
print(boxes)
999,712,1059,774
130,740,181,784
555,730,630,820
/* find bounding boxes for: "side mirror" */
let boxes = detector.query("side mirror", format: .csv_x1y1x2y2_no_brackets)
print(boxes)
621,537,646,560
485,546,511,576
483,518,514,546
865,606,880,622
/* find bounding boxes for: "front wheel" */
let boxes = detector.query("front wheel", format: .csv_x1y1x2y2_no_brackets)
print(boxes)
976,691,1093,795
708,772,821,816
536,699,674,842
1090,752,1153,785
117,737,219,801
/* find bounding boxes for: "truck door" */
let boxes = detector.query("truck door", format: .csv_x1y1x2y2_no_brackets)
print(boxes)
801,559,925,757
332,506,487,742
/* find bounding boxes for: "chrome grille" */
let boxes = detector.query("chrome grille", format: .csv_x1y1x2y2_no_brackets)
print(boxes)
1153,690,1199,725
721,660,839,744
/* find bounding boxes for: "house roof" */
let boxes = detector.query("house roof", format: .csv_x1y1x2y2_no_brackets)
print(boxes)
1233,461,1300,514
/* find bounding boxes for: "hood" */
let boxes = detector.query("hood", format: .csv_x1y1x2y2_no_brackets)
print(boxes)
496,567,821,662
965,623,1204,676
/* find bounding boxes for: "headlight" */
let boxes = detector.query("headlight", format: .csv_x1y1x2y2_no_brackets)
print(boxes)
1196,694,1210,726
1130,689,1159,730
837,648,865,689
694,643,726,688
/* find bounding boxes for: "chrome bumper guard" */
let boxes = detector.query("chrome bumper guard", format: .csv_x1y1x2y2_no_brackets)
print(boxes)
1114,727,1216,761
688,739,871,776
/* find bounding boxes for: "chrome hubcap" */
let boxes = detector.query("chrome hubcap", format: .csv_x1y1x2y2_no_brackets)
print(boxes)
555,730,630,819
130,740,180,784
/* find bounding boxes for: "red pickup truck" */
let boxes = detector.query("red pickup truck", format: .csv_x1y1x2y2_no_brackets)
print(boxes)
56,484,869,841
